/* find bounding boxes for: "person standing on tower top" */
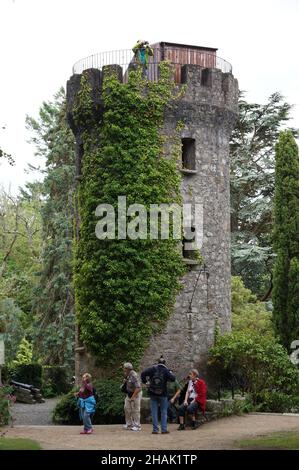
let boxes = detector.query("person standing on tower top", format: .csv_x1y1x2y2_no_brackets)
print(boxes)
132,40,153,77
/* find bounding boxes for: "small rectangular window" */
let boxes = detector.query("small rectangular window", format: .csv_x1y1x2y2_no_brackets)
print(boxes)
182,226,196,259
182,138,196,170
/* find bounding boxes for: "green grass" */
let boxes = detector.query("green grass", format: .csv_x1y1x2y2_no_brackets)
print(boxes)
0,437,41,450
237,431,299,450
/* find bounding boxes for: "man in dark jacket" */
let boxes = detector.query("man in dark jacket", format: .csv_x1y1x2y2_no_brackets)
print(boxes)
141,355,175,434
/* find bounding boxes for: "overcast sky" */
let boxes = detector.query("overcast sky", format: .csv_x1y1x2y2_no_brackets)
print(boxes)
0,0,298,193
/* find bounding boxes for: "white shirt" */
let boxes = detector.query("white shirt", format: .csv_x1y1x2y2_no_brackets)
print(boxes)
187,380,196,400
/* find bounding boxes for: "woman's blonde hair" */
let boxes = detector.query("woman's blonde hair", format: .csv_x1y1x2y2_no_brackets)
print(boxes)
82,373,92,382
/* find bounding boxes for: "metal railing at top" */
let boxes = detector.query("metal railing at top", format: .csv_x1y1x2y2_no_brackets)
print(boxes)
72,48,233,82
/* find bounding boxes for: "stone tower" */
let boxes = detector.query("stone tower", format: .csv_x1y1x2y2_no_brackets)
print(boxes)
67,43,238,380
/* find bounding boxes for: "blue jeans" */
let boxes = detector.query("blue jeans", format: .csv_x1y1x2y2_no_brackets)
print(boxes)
150,396,168,432
83,409,92,430
178,399,199,418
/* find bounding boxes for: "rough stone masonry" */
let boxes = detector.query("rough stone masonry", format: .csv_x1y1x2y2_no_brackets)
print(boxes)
67,56,238,381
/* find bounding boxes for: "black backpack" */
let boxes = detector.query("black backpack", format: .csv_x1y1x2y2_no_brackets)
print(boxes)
149,366,165,396
92,387,99,402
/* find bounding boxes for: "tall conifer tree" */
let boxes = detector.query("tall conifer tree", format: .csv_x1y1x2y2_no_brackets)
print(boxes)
272,130,299,350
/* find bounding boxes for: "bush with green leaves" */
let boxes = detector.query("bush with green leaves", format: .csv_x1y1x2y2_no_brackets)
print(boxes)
73,64,186,369
0,385,14,426
256,391,299,413
52,391,80,425
209,331,299,410
231,276,274,337
41,366,71,397
217,397,254,418
12,337,33,366
52,379,125,425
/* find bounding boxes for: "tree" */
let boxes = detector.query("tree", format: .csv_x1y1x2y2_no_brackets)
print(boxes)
0,148,14,166
0,298,25,363
0,126,15,166
0,184,42,323
0,125,15,166
12,337,33,366
231,276,273,337
26,88,76,369
272,131,299,351
230,92,298,297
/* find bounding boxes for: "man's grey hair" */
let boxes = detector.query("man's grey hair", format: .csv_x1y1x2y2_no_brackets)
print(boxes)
123,362,133,370
190,368,199,377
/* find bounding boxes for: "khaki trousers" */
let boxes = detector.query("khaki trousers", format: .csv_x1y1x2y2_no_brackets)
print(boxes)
124,393,142,427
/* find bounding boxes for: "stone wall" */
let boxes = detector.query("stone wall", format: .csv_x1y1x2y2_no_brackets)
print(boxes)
140,65,238,378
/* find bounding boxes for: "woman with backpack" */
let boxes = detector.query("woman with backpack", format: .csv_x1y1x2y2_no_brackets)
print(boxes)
141,355,176,434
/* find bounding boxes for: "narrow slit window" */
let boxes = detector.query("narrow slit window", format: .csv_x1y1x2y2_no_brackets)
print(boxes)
182,138,196,170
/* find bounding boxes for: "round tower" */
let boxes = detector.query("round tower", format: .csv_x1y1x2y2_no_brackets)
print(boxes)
66,45,238,381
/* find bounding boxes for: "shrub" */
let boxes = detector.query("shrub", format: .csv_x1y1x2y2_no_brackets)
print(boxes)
209,330,299,411
11,338,33,366
52,391,80,425
41,366,71,397
255,391,299,413
0,385,15,426
218,398,254,418
94,379,124,424
53,378,125,425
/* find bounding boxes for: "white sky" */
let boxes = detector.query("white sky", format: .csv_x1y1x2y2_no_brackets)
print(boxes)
0,0,298,193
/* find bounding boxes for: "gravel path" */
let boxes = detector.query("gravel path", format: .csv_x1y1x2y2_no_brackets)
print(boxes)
5,413,299,450
11,398,60,426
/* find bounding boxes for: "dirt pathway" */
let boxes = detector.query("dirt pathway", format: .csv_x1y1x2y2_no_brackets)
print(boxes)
4,414,299,450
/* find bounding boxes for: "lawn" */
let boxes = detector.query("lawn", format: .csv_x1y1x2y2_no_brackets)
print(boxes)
0,437,41,450
237,431,299,450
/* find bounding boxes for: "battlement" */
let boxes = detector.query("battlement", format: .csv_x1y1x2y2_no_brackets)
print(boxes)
67,62,238,135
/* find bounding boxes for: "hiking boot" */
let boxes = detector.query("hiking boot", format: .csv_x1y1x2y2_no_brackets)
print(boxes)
80,430,87,434
177,424,185,431
86,429,93,434
152,430,159,434
191,422,198,430
161,431,170,434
